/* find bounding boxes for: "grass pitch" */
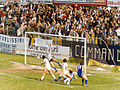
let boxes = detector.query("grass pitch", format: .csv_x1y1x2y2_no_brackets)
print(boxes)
0,53,120,90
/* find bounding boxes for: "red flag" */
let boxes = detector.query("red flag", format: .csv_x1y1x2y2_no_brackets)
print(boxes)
1,11,6,17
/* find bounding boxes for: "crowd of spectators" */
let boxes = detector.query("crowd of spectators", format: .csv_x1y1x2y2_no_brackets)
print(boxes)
0,1,120,45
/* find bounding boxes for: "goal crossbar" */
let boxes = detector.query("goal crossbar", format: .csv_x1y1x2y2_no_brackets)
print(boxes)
25,32,86,40
25,32,87,74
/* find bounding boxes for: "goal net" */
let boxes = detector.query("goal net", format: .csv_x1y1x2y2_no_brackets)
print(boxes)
24,32,87,74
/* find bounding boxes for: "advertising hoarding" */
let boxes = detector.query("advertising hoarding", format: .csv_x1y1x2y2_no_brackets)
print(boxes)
53,0,107,6
62,40,120,65
108,0,120,7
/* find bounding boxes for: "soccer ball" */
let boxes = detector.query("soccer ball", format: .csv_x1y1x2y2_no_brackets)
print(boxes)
37,54,40,59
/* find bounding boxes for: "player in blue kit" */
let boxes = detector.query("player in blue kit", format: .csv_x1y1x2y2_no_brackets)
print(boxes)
77,61,88,86
63,70,77,85
69,70,77,82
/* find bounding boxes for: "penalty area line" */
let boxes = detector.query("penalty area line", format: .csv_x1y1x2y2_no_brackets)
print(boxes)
0,72,73,89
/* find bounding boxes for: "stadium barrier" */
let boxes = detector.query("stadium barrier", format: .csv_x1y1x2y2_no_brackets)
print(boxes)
0,34,70,60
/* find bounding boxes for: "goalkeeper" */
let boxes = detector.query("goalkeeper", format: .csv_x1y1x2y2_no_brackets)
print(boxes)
77,61,88,86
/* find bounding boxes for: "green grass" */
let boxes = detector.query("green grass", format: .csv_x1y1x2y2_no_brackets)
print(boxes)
0,53,120,90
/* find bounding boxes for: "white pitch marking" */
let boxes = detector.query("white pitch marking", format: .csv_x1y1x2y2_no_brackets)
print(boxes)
106,77,120,80
1,72,120,88
0,72,73,88
9,61,120,88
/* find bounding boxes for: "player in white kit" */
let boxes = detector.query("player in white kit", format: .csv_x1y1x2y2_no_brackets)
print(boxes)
40,55,57,81
47,44,62,72
58,59,72,85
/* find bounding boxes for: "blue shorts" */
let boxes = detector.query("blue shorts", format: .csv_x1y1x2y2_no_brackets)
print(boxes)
78,74,84,77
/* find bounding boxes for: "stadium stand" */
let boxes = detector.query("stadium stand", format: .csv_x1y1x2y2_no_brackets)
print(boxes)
0,1,120,45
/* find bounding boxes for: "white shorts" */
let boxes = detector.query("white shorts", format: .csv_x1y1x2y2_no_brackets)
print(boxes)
45,66,51,71
63,71,69,76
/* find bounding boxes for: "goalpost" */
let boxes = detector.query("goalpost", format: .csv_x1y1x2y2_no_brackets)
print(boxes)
24,32,87,74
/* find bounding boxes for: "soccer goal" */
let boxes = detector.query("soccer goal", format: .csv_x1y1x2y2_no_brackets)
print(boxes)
24,32,87,74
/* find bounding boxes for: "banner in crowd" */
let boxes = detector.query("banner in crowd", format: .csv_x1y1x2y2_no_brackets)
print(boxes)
0,0,53,4
62,40,120,65
35,0,53,4
54,0,86,3
107,0,120,7
0,0,5,3
0,0,21,3
53,0,107,6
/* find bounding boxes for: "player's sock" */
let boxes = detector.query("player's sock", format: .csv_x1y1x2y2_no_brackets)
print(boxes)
52,74,56,80
53,67,57,72
58,77,62,81
70,76,74,82
82,79,84,85
41,76,45,80
67,79,70,85
70,74,74,82
85,80,88,85
64,77,67,80
57,61,61,67
64,78,69,84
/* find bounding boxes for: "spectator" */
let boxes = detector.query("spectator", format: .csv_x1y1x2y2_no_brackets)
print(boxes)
0,1,120,45
116,26,120,43
0,21,4,34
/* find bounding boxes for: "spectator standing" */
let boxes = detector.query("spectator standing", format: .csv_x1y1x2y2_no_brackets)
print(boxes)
116,26,120,43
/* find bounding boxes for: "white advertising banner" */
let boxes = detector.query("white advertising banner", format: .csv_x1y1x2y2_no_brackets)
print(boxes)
54,0,106,4
54,0,86,3
0,34,23,54
35,37,52,46
0,0,21,3
16,43,70,60
0,42,12,54
0,34,70,60
16,37,70,60
108,0,120,7
0,34,25,44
